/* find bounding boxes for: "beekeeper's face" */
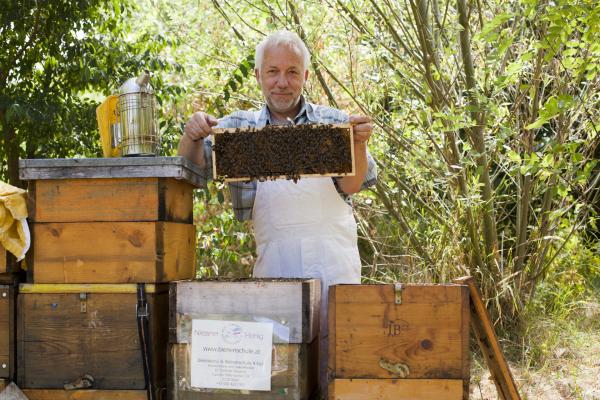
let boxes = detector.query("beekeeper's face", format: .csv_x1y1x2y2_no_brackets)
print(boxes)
255,44,308,117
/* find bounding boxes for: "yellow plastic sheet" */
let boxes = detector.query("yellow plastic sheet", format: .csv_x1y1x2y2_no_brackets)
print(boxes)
0,181,30,261
96,95,119,158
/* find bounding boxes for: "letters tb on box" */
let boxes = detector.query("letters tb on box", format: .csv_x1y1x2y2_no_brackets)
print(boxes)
328,284,470,400
169,279,320,399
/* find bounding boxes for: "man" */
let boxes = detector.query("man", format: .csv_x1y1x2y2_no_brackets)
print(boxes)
178,30,376,395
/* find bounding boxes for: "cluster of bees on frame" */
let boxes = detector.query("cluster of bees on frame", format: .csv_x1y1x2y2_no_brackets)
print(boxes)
214,124,352,182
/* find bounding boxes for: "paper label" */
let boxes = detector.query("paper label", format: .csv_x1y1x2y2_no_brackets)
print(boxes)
190,319,273,391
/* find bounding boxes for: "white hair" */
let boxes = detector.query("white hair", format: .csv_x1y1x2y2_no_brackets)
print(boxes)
255,30,311,72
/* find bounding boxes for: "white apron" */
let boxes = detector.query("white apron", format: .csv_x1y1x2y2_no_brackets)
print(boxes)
252,177,361,395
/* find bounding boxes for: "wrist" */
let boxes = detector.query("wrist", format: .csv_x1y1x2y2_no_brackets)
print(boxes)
184,131,204,143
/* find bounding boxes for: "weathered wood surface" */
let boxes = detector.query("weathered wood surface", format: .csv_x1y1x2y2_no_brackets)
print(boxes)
170,279,320,345
212,124,355,182
169,341,317,400
21,390,148,400
0,245,5,274
17,284,168,392
31,221,195,283
19,156,207,188
0,285,14,379
0,382,28,400
328,379,463,400
454,276,522,400
328,284,470,382
28,178,193,223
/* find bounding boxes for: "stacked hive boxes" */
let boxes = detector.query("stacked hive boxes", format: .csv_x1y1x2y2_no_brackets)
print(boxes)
16,157,204,399
328,284,470,400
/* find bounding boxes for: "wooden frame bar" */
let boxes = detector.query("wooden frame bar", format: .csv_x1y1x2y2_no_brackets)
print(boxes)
454,276,521,400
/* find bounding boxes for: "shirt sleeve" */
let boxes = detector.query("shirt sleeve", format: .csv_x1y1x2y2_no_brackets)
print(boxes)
362,150,378,190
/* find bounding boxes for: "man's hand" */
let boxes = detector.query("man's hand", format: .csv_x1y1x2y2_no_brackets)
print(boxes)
184,112,219,142
349,114,372,144
337,114,372,195
178,111,218,167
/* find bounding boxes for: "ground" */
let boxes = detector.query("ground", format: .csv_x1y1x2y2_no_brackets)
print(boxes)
470,320,600,399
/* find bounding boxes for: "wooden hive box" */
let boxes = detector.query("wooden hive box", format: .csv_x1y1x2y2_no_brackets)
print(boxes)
19,157,205,283
169,279,321,399
0,284,16,380
17,283,168,396
212,124,355,182
328,284,470,400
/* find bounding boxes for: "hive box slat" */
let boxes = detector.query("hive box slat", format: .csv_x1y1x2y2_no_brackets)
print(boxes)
22,390,147,400
0,285,15,379
28,177,193,223
31,221,195,283
169,279,320,399
17,284,168,394
329,379,464,400
329,284,470,398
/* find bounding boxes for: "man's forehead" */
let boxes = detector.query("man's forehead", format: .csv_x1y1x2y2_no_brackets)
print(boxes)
263,44,303,62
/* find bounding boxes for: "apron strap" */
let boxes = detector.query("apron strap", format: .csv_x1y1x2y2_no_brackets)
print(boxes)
136,283,155,400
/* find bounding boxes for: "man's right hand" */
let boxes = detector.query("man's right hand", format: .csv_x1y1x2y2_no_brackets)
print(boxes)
178,112,219,166
183,112,219,141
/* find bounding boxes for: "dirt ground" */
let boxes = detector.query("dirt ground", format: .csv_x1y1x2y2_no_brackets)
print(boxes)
470,332,600,400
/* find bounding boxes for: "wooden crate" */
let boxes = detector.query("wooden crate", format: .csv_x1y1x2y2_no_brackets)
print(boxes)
27,177,194,223
328,284,470,399
17,284,168,395
30,221,195,283
212,124,355,182
169,279,321,399
0,285,15,380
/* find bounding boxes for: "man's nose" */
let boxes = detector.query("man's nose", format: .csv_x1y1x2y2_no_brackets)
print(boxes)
276,74,288,87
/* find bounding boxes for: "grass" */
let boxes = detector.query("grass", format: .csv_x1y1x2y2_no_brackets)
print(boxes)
470,240,600,399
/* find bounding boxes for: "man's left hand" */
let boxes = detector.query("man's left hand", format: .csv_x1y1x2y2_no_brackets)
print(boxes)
349,115,373,144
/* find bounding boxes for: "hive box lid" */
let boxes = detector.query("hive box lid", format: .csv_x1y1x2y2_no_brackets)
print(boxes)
170,279,321,344
19,157,206,188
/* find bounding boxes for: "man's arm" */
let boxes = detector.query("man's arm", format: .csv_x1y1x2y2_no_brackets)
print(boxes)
337,115,373,194
178,134,206,167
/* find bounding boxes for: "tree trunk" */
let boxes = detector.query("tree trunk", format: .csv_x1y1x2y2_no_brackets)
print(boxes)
1,111,22,188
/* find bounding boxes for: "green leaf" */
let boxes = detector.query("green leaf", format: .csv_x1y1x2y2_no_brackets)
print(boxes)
507,150,522,163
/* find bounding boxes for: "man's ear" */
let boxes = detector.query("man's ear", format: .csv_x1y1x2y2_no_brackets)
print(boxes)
255,68,260,83
304,69,309,81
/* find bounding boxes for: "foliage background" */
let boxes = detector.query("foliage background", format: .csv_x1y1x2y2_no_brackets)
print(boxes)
1,0,598,367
